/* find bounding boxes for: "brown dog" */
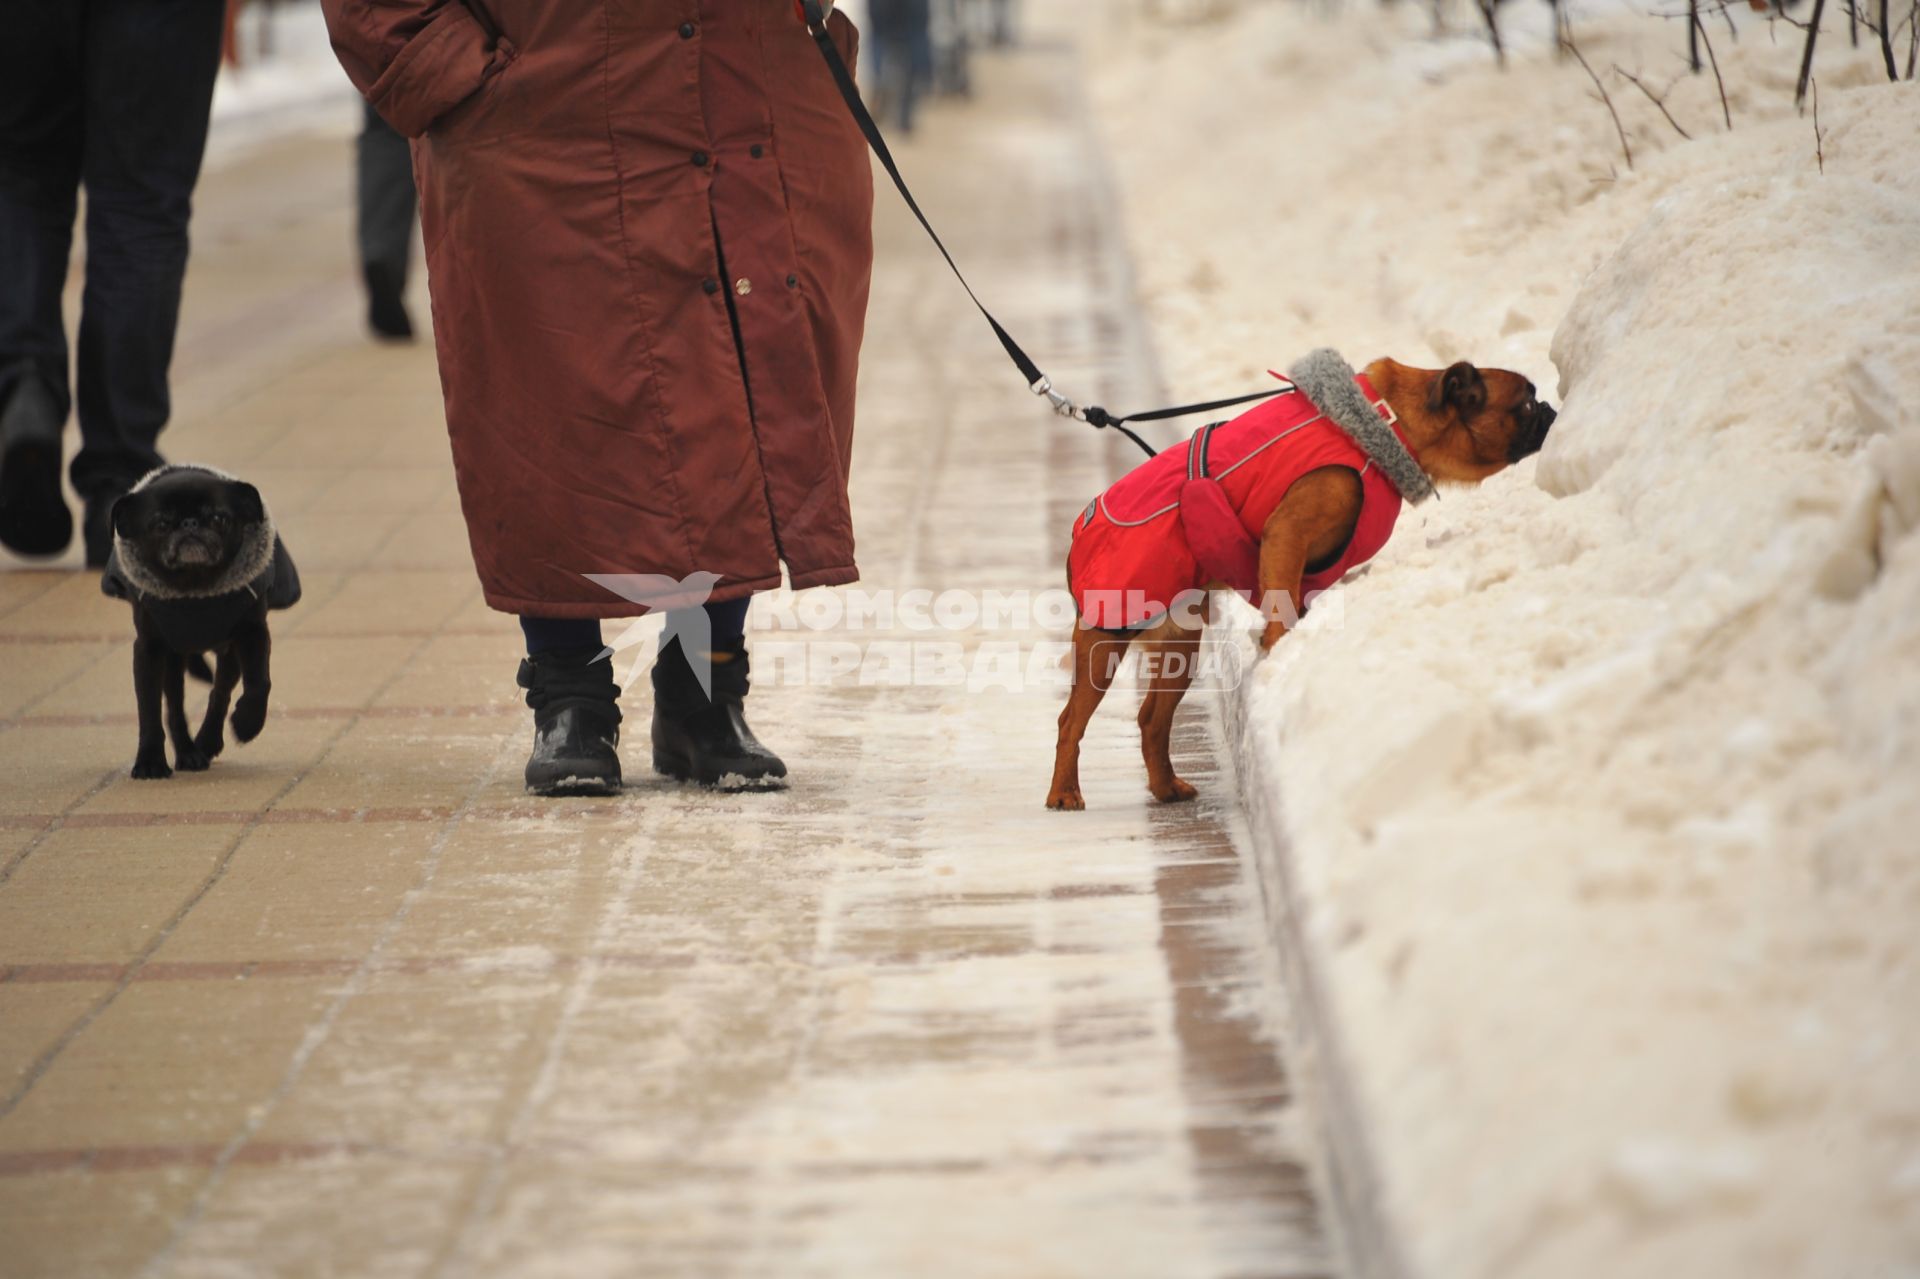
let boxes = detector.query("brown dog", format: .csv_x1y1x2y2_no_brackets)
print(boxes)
1046,351,1555,810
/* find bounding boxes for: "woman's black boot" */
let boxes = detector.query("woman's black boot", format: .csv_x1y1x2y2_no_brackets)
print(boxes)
650,636,787,789
516,649,623,796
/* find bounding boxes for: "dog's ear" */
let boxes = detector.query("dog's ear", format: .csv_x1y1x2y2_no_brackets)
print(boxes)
227,482,266,524
109,489,150,540
1429,361,1487,418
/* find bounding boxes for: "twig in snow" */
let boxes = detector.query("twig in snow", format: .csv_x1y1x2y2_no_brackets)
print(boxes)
1880,0,1901,76
1693,11,1735,127
1690,0,1704,66
1564,33,1634,170
1811,76,1825,172
1796,0,1828,105
1849,0,1861,44
1616,65,1695,139
1478,0,1506,66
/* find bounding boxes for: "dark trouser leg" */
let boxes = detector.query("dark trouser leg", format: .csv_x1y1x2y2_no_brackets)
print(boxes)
357,102,416,288
519,600,745,659
0,4,84,423
702,597,751,648
357,101,417,338
69,0,223,504
520,616,604,656
902,13,933,131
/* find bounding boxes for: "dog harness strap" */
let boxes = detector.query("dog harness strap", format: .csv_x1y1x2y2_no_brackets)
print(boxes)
798,0,1288,458
1188,421,1223,482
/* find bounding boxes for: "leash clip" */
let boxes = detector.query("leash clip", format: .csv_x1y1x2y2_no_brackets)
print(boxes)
1031,376,1087,422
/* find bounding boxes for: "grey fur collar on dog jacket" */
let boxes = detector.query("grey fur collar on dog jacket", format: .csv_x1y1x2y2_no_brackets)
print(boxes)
1286,349,1436,505
102,463,300,608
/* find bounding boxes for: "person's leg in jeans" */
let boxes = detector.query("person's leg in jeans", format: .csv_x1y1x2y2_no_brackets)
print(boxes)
70,0,224,564
900,0,933,132
0,4,85,557
357,100,417,341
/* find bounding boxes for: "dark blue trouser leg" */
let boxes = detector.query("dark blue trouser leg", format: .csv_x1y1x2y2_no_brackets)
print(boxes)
522,597,750,657
357,101,415,287
69,0,224,502
520,616,603,656
700,597,751,648
0,4,85,423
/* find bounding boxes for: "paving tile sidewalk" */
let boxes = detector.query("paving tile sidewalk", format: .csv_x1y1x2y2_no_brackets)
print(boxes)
0,23,1333,1279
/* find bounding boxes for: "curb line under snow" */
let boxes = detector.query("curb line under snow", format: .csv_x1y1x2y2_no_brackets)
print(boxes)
1214,627,1412,1279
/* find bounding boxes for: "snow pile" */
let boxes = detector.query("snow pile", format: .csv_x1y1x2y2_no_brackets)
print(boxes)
1088,2,1920,1276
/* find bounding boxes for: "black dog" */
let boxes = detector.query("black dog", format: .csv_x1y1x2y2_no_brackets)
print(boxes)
102,464,300,779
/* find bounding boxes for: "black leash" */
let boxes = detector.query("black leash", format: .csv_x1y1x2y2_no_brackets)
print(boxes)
799,1,1286,458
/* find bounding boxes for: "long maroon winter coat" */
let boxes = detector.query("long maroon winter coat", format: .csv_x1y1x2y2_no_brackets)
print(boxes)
322,1,874,617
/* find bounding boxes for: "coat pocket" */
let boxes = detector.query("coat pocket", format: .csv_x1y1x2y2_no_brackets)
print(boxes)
427,29,520,139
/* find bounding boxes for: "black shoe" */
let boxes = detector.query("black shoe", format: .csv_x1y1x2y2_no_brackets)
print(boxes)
517,649,623,796
651,635,787,789
0,370,73,558
364,262,414,341
83,488,126,570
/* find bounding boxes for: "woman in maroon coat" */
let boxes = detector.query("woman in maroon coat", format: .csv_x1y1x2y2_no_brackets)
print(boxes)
322,1,873,795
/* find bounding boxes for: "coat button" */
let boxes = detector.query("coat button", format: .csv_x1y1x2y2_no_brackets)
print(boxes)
702,278,720,295
691,150,709,167
734,278,753,296
679,22,696,38
750,144,765,158
786,273,799,289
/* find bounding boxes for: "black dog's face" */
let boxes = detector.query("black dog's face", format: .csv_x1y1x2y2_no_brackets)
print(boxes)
1504,381,1558,464
111,473,266,590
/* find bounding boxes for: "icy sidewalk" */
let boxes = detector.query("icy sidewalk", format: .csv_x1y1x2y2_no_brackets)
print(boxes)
0,19,1334,1279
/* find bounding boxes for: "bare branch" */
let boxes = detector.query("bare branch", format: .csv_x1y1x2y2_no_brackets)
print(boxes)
1796,0,1828,105
1564,32,1634,170
1616,65,1695,139
1881,0,1901,76
1694,11,1735,127
1478,0,1507,66
1812,75,1825,172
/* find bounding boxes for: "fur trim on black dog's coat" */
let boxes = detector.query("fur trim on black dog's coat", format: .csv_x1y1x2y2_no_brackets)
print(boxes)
1287,349,1437,505
108,463,277,600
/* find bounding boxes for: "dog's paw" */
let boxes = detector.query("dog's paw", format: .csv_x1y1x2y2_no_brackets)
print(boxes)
1151,776,1199,804
130,752,173,780
192,728,225,761
230,698,267,743
174,744,212,772
1045,787,1086,812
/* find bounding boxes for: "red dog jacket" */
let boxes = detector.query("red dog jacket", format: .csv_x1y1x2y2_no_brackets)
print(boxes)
1068,371,1418,629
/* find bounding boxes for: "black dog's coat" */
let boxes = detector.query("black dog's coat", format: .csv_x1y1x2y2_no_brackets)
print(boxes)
102,464,300,779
